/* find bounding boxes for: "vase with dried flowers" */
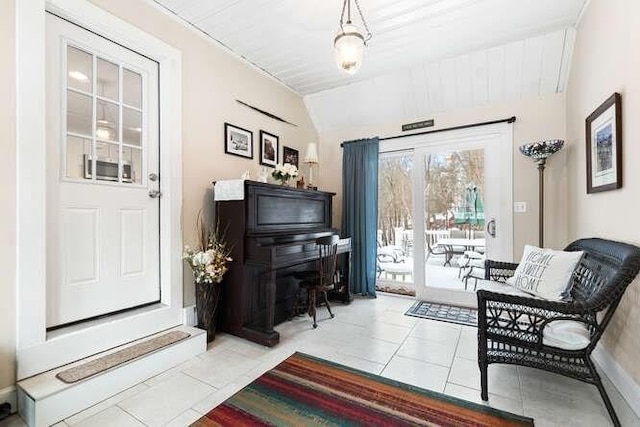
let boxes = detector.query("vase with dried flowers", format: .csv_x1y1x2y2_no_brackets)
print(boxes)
183,212,232,342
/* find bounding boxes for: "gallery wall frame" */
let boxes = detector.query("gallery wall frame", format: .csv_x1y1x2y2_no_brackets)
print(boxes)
585,92,622,194
282,146,299,168
259,130,279,167
224,122,253,159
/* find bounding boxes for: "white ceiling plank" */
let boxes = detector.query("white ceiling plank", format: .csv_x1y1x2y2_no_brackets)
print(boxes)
539,30,566,95
521,35,545,98
426,61,444,113
486,46,506,105
440,58,457,111
455,55,473,109
471,50,489,106
503,40,524,102
557,27,576,93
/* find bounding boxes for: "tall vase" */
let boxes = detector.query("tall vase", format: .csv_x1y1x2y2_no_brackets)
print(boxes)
195,281,221,342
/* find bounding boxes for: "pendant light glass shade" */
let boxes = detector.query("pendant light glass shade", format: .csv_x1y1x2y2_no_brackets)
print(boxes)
334,23,366,75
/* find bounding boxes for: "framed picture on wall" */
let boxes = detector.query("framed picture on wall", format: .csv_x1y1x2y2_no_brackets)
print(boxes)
282,146,299,168
224,123,253,159
585,92,622,194
259,130,279,167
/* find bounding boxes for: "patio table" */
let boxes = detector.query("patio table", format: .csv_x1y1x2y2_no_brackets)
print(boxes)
436,238,486,266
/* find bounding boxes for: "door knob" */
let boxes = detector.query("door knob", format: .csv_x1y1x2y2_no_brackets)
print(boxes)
148,189,162,199
148,172,159,182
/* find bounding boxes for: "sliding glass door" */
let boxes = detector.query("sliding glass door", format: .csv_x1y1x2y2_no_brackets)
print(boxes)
378,123,513,307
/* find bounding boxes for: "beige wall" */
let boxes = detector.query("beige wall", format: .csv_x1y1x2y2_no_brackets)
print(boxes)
89,0,318,305
566,0,640,383
0,0,17,392
319,93,568,260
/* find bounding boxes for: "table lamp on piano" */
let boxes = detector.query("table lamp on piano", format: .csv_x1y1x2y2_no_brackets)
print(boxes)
304,142,319,190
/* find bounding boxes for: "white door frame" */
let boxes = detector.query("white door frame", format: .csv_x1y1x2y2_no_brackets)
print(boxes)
380,123,513,306
16,0,183,379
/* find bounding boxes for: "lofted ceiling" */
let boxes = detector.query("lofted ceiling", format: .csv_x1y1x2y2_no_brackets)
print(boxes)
154,0,588,132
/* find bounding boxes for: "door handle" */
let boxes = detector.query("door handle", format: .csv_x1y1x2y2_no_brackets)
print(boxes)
486,218,496,238
148,189,162,199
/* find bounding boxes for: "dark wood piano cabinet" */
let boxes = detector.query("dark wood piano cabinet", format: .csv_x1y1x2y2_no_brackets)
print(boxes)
215,181,351,347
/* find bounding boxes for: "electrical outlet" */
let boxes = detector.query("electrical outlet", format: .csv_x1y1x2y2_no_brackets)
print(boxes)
514,202,527,213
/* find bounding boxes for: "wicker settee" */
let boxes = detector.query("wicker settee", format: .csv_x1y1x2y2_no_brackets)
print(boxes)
477,238,640,427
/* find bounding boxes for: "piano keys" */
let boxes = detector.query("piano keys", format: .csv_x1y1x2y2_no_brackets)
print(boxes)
214,180,352,347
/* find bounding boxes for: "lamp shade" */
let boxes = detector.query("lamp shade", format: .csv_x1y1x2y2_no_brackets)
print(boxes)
304,143,319,164
519,139,564,164
334,23,365,75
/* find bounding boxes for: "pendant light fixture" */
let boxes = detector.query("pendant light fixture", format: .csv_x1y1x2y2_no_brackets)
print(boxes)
334,0,372,75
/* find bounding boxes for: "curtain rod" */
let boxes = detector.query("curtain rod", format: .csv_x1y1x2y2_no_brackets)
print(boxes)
380,116,516,141
340,116,516,146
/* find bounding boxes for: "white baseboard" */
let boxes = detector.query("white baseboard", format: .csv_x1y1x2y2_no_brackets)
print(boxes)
593,346,640,418
0,385,17,414
182,305,197,327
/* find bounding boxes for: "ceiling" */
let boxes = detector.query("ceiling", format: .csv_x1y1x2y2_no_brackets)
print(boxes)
155,0,588,96
154,0,588,133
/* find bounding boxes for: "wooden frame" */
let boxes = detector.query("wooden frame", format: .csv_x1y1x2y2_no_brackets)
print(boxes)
586,93,622,194
259,130,279,167
224,123,253,159
282,146,299,168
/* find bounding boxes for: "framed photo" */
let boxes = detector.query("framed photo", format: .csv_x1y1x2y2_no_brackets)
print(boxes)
282,146,299,168
259,130,279,167
224,123,253,159
585,92,622,193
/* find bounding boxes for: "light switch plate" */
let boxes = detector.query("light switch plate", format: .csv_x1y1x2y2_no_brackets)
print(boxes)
514,202,527,213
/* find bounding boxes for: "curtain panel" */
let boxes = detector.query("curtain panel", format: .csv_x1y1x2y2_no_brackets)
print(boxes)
341,138,379,296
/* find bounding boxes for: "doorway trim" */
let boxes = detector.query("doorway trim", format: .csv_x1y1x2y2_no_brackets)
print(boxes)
16,0,183,379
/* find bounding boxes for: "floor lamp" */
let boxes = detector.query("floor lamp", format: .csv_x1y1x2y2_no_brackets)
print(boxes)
519,139,564,247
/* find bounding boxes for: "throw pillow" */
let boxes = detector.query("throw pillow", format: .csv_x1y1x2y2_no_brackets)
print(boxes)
506,245,584,301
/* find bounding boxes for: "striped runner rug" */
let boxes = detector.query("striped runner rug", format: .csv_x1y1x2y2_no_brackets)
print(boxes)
192,352,533,426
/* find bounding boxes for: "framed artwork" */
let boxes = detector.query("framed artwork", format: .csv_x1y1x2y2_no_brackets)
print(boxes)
585,92,622,194
259,130,279,167
224,123,253,159
282,146,299,168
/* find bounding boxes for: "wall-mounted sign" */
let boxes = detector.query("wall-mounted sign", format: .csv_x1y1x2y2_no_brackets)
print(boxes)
402,119,434,132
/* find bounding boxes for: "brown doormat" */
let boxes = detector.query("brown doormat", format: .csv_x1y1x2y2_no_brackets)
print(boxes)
56,330,190,384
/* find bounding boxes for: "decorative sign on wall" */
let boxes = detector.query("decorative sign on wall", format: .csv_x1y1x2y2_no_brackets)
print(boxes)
402,119,434,132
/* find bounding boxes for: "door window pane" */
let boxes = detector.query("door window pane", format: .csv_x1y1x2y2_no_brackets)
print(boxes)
424,149,486,293
377,152,415,295
67,90,93,136
67,46,93,93
123,107,142,146
97,58,119,101
123,147,142,184
123,68,142,108
66,136,92,179
96,99,119,142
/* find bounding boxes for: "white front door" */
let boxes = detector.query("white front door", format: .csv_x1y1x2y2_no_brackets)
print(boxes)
46,14,161,328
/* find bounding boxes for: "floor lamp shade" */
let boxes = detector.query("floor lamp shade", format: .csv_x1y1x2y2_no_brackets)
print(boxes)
519,139,564,247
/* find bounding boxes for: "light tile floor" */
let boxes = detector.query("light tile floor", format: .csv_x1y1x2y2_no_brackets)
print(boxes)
3,294,639,427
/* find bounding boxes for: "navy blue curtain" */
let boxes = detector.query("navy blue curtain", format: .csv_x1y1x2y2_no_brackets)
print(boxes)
341,138,379,297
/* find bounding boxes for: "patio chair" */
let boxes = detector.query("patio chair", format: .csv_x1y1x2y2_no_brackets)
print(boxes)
425,230,448,260
477,238,640,427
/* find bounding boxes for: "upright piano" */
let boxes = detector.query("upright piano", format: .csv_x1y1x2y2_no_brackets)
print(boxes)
214,180,351,347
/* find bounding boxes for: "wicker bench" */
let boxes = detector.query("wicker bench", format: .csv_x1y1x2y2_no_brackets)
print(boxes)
477,238,640,427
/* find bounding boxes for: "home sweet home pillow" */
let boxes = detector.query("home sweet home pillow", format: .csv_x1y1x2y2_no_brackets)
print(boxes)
506,245,584,301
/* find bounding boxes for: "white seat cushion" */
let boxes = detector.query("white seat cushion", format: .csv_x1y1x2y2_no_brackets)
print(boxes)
542,320,590,350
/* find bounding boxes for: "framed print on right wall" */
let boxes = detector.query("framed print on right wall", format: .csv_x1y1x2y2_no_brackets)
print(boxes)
585,92,622,194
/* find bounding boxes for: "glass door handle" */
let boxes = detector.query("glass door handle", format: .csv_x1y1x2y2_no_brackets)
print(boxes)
486,218,496,238
148,189,162,199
